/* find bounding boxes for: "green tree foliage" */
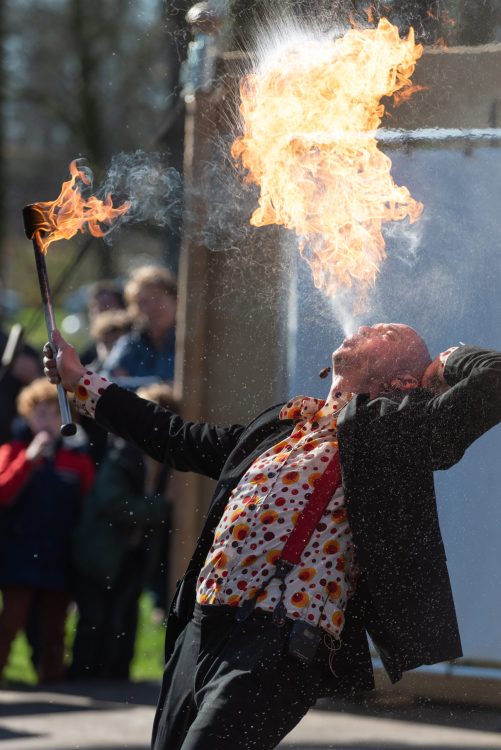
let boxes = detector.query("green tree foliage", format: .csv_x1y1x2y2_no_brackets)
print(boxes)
3,0,186,295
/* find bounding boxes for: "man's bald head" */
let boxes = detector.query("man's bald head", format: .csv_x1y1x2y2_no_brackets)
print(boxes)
332,323,432,395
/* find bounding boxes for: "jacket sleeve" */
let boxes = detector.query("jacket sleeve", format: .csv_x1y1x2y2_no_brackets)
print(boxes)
423,345,501,469
94,384,245,480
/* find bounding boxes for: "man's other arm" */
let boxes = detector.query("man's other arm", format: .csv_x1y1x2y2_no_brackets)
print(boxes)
423,346,501,469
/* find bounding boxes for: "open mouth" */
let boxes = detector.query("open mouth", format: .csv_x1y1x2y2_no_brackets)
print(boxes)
340,334,361,348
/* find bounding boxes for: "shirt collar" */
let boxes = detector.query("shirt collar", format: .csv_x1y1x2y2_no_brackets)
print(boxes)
279,392,352,427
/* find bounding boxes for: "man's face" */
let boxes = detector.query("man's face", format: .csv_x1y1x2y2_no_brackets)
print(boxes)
332,323,426,389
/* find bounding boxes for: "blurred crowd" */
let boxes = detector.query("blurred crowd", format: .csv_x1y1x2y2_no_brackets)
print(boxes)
0,264,179,684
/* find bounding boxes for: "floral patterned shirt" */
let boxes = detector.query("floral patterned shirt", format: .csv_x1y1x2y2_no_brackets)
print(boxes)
197,392,358,639
71,347,458,640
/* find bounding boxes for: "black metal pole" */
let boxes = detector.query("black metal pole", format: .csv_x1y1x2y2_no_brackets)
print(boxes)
22,204,77,437
24,235,94,337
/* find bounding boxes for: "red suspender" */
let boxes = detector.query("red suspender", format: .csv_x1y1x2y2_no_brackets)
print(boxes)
236,452,343,623
280,453,342,565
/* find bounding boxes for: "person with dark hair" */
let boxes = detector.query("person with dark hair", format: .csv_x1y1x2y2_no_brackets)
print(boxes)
87,278,125,319
0,327,41,444
87,309,133,371
80,279,126,367
43,324,501,748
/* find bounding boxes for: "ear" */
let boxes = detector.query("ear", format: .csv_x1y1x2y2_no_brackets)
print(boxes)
389,374,419,391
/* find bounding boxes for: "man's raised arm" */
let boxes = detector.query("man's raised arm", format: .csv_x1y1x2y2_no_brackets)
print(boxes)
43,330,244,480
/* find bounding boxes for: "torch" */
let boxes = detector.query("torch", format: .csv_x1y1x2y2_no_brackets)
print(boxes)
22,204,77,437
21,160,130,436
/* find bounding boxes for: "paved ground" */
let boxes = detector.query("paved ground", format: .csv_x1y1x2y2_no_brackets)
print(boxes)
1,680,501,750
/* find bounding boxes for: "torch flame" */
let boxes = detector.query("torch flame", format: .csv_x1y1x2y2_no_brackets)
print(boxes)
231,18,424,296
34,160,130,253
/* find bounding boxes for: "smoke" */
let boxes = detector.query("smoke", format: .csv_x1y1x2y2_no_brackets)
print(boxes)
329,292,360,337
98,150,183,238
185,135,260,251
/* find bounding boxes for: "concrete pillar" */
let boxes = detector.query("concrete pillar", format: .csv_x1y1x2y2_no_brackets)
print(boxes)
170,61,289,584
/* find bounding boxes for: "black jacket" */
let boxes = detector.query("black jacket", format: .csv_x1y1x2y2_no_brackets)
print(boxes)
95,345,501,689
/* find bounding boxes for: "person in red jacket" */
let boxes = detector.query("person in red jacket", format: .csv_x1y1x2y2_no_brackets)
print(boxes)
0,378,94,683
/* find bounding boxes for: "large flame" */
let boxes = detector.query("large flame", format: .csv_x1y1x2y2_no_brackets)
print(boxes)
231,18,424,296
34,160,130,253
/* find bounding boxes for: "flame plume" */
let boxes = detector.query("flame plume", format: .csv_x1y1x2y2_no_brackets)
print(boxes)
232,18,424,296
34,160,130,253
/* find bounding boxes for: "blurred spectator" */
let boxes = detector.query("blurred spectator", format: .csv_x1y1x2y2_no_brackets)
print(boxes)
102,265,177,381
0,379,94,683
79,309,133,466
88,309,133,372
0,324,41,444
69,382,179,681
87,279,125,319
80,279,126,367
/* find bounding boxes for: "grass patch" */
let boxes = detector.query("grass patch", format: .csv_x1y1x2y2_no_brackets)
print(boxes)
2,592,165,686
131,593,166,682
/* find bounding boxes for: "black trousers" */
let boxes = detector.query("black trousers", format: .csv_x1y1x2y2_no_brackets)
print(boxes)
151,605,335,750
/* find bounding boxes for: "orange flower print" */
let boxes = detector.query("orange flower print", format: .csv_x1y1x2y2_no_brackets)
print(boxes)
291,511,301,526
325,580,341,600
211,550,228,569
308,472,322,487
323,539,340,555
273,452,288,462
250,472,268,484
75,385,89,401
332,508,347,524
259,509,278,525
241,554,257,567
256,590,268,603
273,441,289,454
331,610,344,629
266,549,281,565
233,523,250,541
298,568,316,582
227,595,241,607
335,555,346,572
282,470,300,485
198,592,210,604
291,591,309,608
242,495,258,506
230,508,245,523
302,440,319,452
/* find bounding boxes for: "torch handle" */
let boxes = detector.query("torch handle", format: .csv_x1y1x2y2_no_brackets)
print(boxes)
45,341,77,437
32,235,77,437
